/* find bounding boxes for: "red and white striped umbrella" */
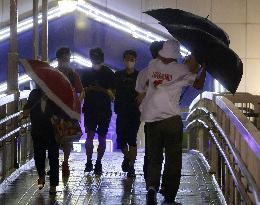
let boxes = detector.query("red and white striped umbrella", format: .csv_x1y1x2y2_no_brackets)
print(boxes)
20,59,81,120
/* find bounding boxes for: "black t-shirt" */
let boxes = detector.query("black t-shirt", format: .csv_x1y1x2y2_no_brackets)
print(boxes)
114,69,140,115
81,65,116,114
23,89,54,137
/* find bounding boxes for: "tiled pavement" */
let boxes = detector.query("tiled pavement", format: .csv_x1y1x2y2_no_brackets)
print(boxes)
0,152,225,205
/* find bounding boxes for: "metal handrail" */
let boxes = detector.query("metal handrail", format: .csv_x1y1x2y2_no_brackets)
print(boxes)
0,123,31,142
0,111,22,126
187,119,252,204
187,107,260,205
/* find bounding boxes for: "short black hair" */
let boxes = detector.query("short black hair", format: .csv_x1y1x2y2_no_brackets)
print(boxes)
123,50,137,59
89,47,104,62
149,41,164,59
56,47,71,59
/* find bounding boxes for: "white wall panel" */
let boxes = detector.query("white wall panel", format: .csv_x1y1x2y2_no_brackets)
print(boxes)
237,58,246,92
246,59,260,94
218,23,246,58
247,0,260,23
247,24,260,58
143,0,177,10
212,0,246,23
177,0,212,19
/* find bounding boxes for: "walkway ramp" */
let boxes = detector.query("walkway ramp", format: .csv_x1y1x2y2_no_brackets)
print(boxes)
0,152,224,205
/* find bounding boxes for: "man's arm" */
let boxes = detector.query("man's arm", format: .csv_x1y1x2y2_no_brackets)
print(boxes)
184,55,206,90
135,68,149,93
135,68,149,105
22,89,39,118
74,71,85,102
136,92,146,105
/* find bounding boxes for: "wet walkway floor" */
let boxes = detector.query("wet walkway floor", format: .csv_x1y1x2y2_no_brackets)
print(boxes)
0,152,224,205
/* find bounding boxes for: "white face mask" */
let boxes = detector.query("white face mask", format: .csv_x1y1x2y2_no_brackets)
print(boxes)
59,61,70,68
125,61,135,69
93,64,102,70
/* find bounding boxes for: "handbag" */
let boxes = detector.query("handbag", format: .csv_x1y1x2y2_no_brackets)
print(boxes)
51,117,82,144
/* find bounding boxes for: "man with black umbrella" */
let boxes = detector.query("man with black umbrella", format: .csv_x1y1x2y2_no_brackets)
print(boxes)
138,39,206,205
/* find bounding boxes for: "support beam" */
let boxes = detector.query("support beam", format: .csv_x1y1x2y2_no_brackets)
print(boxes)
7,0,18,93
7,0,19,171
33,0,39,60
41,0,48,61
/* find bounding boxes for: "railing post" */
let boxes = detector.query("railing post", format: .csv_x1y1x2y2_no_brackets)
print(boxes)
188,127,197,150
198,128,209,158
210,140,220,180
8,0,18,94
41,0,48,61
33,0,39,60
256,103,260,130
7,0,19,171
0,104,5,180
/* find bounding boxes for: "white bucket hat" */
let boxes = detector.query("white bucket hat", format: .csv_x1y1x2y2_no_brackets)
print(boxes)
158,39,181,59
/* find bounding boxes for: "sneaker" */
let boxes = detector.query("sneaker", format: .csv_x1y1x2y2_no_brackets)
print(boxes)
159,186,165,196
49,186,57,195
127,166,136,178
38,177,45,190
121,158,130,172
146,188,157,205
62,162,70,177
84,161,93,172
94,162,102,175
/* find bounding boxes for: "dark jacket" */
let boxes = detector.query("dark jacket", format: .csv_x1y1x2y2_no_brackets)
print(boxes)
81,65,116,114
114,69,140,116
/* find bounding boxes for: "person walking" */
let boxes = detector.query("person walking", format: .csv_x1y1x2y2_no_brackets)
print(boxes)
55,47,85,177
136,40,206,205
22,88,59,195
136,41,164,186
81,47,116,175
115,50,140,177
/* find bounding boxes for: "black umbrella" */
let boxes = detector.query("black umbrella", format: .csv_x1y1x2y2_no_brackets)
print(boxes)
145,8,230,46
161,24,243,94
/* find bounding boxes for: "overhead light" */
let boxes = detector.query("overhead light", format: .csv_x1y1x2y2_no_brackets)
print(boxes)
58,0,78,13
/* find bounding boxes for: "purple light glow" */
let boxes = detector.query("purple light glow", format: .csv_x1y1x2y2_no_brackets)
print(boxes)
79,110,118,151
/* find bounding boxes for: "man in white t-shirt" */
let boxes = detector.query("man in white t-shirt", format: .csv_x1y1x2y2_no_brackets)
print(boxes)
136,40,206,205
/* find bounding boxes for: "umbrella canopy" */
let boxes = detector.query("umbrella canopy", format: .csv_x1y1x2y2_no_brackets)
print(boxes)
20,59,81,120
145,8,230,46
161,24,243,94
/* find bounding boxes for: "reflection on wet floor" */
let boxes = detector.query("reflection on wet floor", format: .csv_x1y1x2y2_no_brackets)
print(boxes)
0,152,224,205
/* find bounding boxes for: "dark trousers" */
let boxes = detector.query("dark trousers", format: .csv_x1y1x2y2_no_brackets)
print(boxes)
144,123,166,188
116,113,140,148
143,123,148,183
32,134,59,186
146,115,183,199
